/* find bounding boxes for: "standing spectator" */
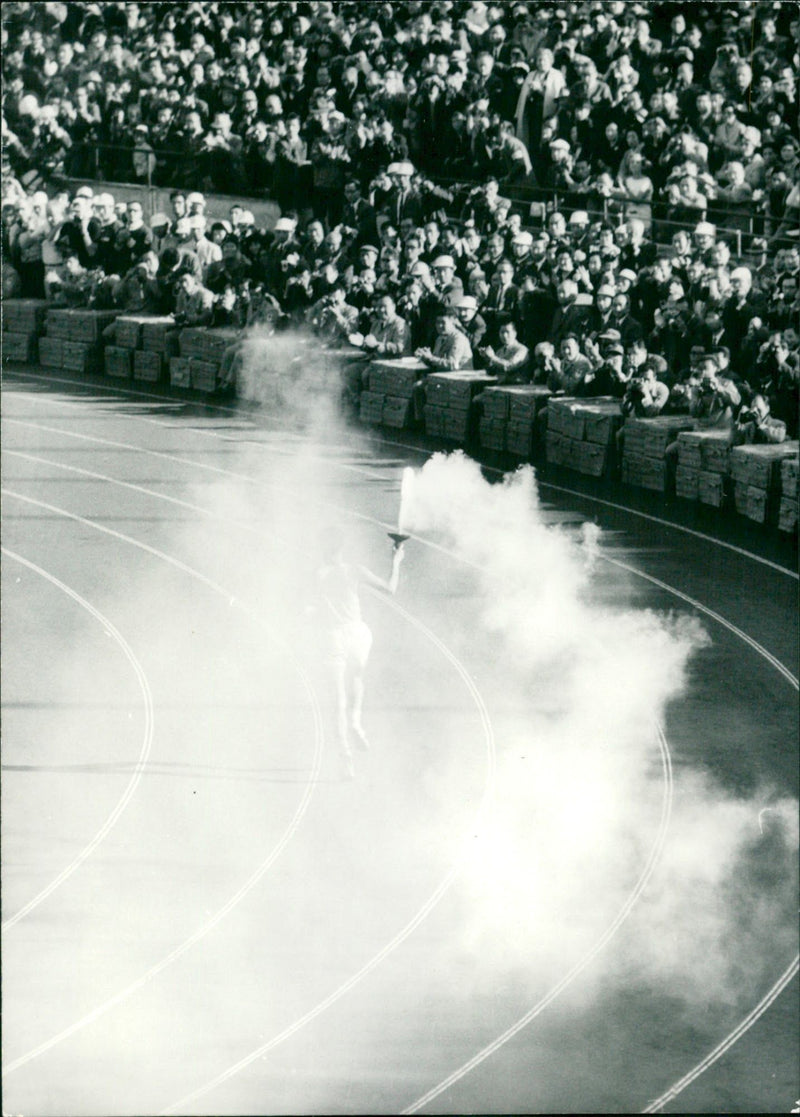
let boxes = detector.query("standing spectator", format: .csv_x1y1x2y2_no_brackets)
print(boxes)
114,200,152,275
310,111,351,228
514,48,566,157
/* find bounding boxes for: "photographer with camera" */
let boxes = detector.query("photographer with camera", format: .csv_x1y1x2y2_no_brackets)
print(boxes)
689,353,742,429
733,393,787,445
620,359,670,418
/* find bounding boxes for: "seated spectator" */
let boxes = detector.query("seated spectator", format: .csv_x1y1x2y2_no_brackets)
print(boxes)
621,360,670,418
174,271,215,326
477,316,530,383
482,257,521,340
580,339,631,398
415,306,473,371
454,294,488,352
310,283,360,344
550,334,593,395
689,353,742,429
350,294,411,357
732,393,787,444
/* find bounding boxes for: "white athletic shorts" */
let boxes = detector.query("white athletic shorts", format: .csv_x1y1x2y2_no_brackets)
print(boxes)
327,620,373,670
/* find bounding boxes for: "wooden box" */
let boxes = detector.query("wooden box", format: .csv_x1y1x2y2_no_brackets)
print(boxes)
546,431,567,466
575,439,608,477
506,420,534,458
382,395,412,428
481,387,512,421
581,399,622,446
479,417,507,451
508,385,551,422
169,357,192,388
115,316,146,349
698,470,725,508
642,415,695,458
189,358,218,392
443,407,471,441
424,404,446,437
730,442,799,490
141,317,177,353
359,390,385,424
2,331,36,363
133,349,163,382
675,465,700,500
676,429,731,473
733,482,768,522
778,497,797,533
780,457,798,499
105,346,132,378
38,336,64,368
62,340,103,372
2,298,48,333
548,399,585,441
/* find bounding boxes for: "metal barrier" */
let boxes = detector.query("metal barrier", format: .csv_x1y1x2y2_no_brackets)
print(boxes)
23,139,799,253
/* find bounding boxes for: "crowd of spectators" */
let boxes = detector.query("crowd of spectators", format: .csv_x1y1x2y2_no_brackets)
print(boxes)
1,2,798,444
2,1,799,240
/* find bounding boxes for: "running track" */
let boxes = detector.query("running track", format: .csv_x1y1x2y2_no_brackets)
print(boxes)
2,369,797,1115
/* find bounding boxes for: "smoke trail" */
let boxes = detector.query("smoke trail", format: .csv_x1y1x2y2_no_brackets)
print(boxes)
397,452,797,1009
235,327,354,437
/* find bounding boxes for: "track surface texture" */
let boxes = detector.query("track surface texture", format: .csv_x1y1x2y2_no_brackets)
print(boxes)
2,369,798,1116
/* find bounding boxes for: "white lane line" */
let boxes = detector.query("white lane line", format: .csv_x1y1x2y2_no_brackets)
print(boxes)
601,555,799,692
1,490,325,1077
4,374,796,579
3,448,274,538
158,589,497,1117
404,721,673,1114
2,379,390,480
406,551,798,1113
6,416,795,685
1,485,497,1092
363,437,799,582
1,548,155,932
643,957,800,1112
6,389,797,1108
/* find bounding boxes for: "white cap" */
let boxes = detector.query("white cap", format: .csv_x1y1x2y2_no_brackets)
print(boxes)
512,231,533,246
431,255,456,269
186,191,206,208
274,217,295,231
695,221,716,237
456,295,478,309
387,161,415,176
569,210,589,225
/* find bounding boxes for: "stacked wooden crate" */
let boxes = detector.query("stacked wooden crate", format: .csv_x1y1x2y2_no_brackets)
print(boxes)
363,358,426,429
176,327,239,392
478,385,552,457
730,441,800,525
424,370,497,441
43,309,117,373
2,299,48,364
105,314,173,381
778,455,798,533
621,415,695,492
546,397,622,477
675,429,732,506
